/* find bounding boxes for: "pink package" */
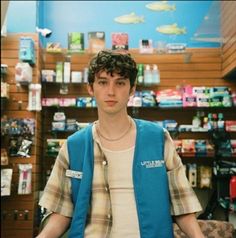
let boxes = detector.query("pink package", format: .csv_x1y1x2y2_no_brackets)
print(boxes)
183,94,197,107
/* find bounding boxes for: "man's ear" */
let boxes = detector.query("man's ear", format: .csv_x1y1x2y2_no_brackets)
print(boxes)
87,84,94,96
129,84,136,96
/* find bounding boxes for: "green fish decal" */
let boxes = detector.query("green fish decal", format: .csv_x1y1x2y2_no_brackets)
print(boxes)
114,12,144,24
156,23,186,35
146,1,176,11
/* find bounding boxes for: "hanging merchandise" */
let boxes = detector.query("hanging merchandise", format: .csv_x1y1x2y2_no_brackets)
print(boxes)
1,148,9,165
17,139,33,157
15,62,32,85
19,37,35,65
1,168,13,196
1,82,9,98
28,83,42,111
18,164,32,195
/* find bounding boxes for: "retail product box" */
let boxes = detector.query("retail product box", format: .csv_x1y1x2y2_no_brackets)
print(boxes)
111,32,128,50
88,31,105,54
181,139,195,157
76,97,94,107
46,42,62,53
42,98,59,107
198,166,212,189
139,39,153,54
182,94,197,107
187,163,197,187
15,62,32,85
231,140,236,156
174,140,182,154
1,64,8,74
59,98,76,107
71,71,82,83
166,43,186,54
68,32,84,53
196,95,209,107
19,37,35,65
225,121,236,132
41,70,56,82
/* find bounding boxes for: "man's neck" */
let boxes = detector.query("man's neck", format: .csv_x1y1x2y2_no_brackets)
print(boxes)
96,112,136,151
97,113,130,138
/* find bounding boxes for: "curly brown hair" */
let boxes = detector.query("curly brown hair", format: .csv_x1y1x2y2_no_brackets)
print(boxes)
88,50,138,88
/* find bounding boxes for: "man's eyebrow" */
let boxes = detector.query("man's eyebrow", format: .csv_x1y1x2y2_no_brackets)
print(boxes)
116,77,127,80
96,77,127,80
97,77,107,79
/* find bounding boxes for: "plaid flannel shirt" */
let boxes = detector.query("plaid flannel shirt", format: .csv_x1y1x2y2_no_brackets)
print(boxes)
39,125,202,237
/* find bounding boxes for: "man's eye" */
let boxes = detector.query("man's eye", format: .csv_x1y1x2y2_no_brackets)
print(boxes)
98,81,107,85
117,81,125,86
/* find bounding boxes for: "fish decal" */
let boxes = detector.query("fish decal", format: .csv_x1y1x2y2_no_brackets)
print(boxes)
156,24,186,35
114,12,144,24
146,1,176,11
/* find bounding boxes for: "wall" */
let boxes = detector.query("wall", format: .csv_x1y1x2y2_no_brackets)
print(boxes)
221,1,236,78
1,33,43,238
7,1,37,33
39,0,218,48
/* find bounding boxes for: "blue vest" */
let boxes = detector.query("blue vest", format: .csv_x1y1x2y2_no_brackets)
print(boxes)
67,119,174,238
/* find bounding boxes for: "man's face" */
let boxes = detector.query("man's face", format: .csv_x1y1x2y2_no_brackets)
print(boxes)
87,70,135,116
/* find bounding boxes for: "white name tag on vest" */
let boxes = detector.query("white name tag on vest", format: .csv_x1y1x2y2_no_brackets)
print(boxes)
66,169,83,179
141,160,165,169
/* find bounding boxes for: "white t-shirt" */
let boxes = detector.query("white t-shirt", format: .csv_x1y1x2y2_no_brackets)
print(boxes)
102,146,140,238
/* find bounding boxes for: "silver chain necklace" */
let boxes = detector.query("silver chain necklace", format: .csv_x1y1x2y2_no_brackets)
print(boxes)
96,118,132,142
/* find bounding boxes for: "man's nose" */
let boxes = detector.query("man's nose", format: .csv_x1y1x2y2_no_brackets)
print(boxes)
108,83,115,95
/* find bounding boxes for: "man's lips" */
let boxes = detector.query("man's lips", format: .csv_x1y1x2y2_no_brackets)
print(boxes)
105,100,117,106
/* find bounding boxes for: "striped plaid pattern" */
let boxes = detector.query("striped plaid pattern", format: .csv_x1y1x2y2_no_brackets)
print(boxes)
39,125,202,237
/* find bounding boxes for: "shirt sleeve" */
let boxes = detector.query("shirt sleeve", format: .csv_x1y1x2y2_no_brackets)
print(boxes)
39,140,73,217
164,129,202,216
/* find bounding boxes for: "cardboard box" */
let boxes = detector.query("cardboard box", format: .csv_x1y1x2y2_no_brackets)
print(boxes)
68,32,84,53
88,31,105,54
111,32,128,50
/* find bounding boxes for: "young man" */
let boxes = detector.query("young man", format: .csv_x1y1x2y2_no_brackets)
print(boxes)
37,50,204,238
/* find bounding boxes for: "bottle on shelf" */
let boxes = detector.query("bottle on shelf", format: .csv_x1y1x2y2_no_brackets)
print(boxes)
212,113,218,130
203,116,209,130
144,64,152,86
133,91,142,107
192,111,201,129
83,67,88,83
152,64,160,85
137,64,144,85
217,113,225,130
207,113,213,131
